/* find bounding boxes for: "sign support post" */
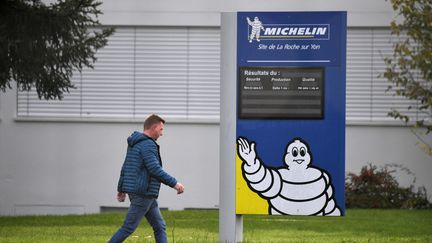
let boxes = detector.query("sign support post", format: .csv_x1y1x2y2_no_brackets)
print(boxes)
220,12,243,243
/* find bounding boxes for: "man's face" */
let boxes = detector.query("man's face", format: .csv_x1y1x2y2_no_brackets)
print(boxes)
152,122,164,140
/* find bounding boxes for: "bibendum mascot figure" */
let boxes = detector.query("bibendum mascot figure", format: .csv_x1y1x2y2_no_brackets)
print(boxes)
237,137,341,216
246,17,265,43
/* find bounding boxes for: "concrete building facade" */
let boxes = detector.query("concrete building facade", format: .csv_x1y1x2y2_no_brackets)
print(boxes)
0,0,431,215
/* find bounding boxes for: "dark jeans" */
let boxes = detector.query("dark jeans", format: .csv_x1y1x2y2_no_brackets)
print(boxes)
108,194,167,243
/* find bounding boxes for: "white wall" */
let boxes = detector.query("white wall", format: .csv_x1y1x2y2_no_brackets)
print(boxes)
346,126,432,191
1,0,431,215
0,87,219,215
99,0,396,27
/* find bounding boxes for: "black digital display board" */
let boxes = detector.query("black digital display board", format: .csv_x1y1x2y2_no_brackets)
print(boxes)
239,67,324,119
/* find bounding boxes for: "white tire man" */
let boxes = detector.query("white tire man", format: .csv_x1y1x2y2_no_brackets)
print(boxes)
246,17,265,42
237,137,341,216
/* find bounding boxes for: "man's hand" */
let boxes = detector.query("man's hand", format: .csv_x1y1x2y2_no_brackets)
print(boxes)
117,192,126,202
174,183,185,194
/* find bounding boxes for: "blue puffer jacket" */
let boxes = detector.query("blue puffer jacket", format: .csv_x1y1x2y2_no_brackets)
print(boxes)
117,131,177,197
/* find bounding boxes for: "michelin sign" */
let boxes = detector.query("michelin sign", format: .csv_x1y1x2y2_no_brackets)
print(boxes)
236,12,347,216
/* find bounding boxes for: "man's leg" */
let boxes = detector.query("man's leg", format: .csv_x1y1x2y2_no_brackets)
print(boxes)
145,200,167,243
108,194,153,243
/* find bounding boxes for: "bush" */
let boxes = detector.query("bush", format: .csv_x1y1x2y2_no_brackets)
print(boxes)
345,164,431,209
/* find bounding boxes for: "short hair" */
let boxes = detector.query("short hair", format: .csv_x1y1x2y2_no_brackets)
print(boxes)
144,114,165,130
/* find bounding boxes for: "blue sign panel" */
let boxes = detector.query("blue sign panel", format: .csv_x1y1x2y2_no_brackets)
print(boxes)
236,12,347,216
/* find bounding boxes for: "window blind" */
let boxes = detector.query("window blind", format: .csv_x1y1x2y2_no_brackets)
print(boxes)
17,26,220,120
346,28,422,123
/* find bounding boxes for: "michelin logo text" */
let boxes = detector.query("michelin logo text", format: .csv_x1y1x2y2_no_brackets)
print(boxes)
247,17,330,41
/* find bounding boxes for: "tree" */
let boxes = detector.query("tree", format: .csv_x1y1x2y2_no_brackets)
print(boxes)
0,0,114,100
384,0,432,155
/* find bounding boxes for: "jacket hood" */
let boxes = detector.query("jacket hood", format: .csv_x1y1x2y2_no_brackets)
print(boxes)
127,131,150,147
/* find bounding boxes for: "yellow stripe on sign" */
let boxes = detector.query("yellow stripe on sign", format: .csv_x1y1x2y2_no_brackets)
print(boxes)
235,153,268,215
260,36,315,38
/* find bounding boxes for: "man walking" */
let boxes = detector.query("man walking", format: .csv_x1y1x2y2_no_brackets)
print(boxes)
109,114,185,243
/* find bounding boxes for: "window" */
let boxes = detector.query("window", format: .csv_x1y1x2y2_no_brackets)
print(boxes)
17,26,220,121
346,28,424,123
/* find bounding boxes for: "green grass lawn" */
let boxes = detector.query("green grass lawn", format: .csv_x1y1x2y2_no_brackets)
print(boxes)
0,209,431,242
